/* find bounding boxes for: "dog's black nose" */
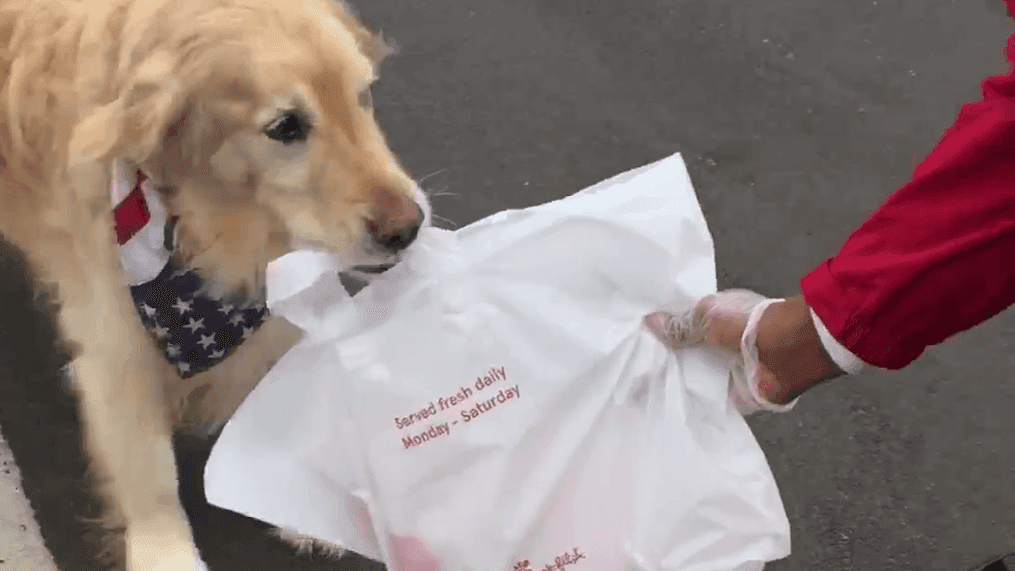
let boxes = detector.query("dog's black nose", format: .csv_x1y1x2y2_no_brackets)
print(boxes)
368,202,425,252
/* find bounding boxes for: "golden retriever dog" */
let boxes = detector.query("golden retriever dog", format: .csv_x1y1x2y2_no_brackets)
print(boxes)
0,0,427,569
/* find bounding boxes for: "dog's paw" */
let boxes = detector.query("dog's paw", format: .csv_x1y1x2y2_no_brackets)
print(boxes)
176,315,302,428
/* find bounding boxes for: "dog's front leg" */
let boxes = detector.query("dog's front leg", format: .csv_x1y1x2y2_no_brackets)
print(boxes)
41,218,206,570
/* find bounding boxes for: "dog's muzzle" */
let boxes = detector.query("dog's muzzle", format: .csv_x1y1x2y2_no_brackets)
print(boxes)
364,184,428,255
365,202,426,254
345,185,432,281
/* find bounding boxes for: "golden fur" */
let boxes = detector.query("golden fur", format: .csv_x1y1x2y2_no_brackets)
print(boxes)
0,0,422,569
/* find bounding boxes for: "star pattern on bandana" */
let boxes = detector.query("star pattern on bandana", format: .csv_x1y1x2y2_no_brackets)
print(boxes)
172,298,193,315
130,257,269,379
140,303,157,318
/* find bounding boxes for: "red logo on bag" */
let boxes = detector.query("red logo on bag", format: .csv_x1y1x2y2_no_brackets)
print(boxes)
514,547,586,571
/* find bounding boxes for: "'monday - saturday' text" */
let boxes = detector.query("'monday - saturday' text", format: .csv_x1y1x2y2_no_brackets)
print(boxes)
394,366,522,449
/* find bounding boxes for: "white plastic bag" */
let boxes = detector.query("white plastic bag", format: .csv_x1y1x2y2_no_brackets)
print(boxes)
204,153,791,571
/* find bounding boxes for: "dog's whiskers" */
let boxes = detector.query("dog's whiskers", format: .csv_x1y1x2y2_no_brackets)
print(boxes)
433,214,458,229
415,168,447,185
424,185,460,199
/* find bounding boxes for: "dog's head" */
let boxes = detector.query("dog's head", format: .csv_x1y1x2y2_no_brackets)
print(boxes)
68,0,427,300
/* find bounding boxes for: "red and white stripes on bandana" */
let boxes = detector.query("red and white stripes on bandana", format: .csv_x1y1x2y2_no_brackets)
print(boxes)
111,159,173,286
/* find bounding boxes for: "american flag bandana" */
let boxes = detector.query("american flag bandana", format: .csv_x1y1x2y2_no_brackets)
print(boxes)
112,162,269,379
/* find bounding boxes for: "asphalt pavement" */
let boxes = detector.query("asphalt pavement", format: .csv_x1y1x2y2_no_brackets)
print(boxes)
1,0,1013,570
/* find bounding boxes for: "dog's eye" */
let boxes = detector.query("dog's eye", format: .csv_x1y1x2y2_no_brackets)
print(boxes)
359,88,373,109
264,112,311,144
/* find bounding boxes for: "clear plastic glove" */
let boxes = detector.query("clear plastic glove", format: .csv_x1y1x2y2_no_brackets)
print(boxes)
644,289,798,416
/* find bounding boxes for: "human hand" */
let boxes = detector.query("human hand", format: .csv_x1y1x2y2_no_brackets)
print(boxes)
644,289,798,415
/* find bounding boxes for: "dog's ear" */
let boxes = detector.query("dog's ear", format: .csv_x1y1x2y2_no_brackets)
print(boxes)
68,49,188,169
360,27,398,67
66,100,124,168
330,0,398,67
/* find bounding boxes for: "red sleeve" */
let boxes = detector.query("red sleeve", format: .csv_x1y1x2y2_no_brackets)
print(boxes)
800,27,1015,370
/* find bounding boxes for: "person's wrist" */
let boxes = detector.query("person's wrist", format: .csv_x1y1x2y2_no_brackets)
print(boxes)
755,295,844,404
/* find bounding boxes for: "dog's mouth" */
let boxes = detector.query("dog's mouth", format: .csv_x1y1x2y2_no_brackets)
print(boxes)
338,260,401,296
349,262,397,274
291,185,432,285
